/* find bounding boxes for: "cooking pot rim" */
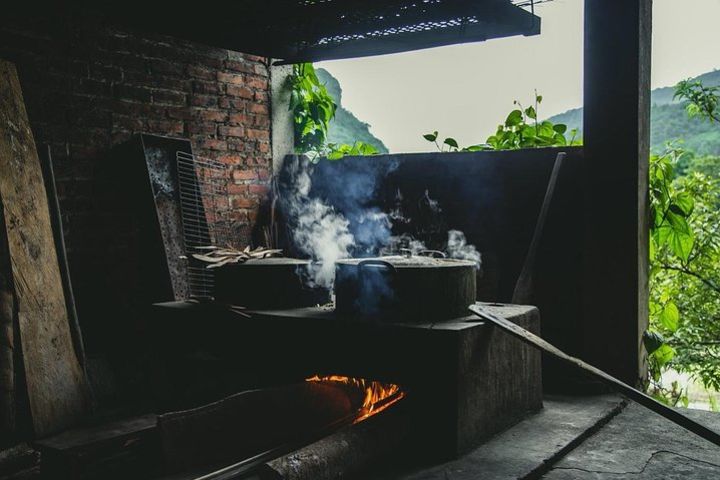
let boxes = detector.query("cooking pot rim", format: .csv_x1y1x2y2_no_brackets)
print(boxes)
335,256,476,268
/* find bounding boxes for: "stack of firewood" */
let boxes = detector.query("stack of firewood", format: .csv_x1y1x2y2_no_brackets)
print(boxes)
191,246,283,269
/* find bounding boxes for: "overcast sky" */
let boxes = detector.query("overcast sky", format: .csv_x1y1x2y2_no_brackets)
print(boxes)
317,0,720,153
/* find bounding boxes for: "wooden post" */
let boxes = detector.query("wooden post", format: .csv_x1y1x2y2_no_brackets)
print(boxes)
582,0,652,385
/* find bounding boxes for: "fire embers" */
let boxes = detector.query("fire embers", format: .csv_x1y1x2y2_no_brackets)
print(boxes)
306,375,404,424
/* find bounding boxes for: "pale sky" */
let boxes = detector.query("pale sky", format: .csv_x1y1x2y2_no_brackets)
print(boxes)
317,0,720,153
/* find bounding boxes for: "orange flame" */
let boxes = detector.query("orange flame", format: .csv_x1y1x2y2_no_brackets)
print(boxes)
306,375,404,423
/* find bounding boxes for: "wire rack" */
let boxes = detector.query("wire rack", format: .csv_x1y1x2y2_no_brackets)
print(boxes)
176,151,232,300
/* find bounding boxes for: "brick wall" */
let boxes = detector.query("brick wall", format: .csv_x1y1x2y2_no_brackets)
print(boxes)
0,18,273,258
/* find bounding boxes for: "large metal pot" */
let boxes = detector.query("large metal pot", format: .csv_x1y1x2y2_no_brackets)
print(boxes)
213,258,329,309
334,255,476,323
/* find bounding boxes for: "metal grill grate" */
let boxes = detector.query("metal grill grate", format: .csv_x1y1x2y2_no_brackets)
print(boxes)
176,151,232,300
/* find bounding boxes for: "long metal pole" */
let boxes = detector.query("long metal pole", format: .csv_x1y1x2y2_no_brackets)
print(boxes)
469,304,720,448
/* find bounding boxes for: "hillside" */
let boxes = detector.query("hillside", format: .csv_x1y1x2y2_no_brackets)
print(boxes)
548,70,720,155
316,68,389,154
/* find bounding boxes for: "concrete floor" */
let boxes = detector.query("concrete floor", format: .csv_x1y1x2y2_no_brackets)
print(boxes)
368,395,720,480
542,403,720,479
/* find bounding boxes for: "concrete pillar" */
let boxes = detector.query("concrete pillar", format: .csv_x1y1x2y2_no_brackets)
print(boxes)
270,63,295,172
582,0,652,386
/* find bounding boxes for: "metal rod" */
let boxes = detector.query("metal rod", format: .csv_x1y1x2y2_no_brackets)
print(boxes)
468,304,720,448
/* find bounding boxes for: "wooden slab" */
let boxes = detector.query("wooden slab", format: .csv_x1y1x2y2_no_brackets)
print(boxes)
0,59,88,437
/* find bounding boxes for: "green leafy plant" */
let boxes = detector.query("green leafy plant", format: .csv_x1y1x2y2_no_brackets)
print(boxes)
289,63,378,161
289,63,338,154
325,141,380,160
422,92,579,152
422,131,461,152
675,79,720,123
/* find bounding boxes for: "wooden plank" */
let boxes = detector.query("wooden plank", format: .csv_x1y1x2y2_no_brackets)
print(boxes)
469,304,720,448
0,59,88,437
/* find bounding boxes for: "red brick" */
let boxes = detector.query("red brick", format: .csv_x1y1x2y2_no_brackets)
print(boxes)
219,97,247,110
217,72,244,85
218,154,244,166
190,94,218,107
225,60,255,74
257,168,270,180
187,65,216,80
167,107,193,120
227,137,247,151
254,91,268,102
192,80,223,95
186,123,217,136
254,64,268,76
228,183,248,194
229,113,251,125
219,126,244,137
231,196,257,209
246,128,269,141
248,103,268,115
244,54,267,63
253,114,270,128
196,109,228,122
246,76,268,90
233,170,258,182
197,138,227,151
226,85,253,99
146,119,184,135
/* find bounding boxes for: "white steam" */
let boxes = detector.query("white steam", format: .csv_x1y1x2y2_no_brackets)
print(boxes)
285,164,355,288
446,230,482,269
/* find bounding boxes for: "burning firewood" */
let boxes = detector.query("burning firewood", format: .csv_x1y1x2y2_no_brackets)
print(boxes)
191,246,283,269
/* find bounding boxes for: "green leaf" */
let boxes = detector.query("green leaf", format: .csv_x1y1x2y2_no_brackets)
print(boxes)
525,106,537,120
659,302,680,332
505,109,523,127
643,330,665,355
423,132,438,142
673,192,695,216
444,138,459,149
653,344,676,367
553,124,567,134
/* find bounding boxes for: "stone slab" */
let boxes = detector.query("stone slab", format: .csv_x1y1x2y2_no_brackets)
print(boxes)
367,395,626,480
541,403,720,479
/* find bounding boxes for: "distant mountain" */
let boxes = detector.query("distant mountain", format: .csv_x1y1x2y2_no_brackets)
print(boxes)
548,70,720,155
316,68,389,154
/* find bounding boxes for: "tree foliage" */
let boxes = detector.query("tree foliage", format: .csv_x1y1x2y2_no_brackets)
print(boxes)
647,79,720,405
